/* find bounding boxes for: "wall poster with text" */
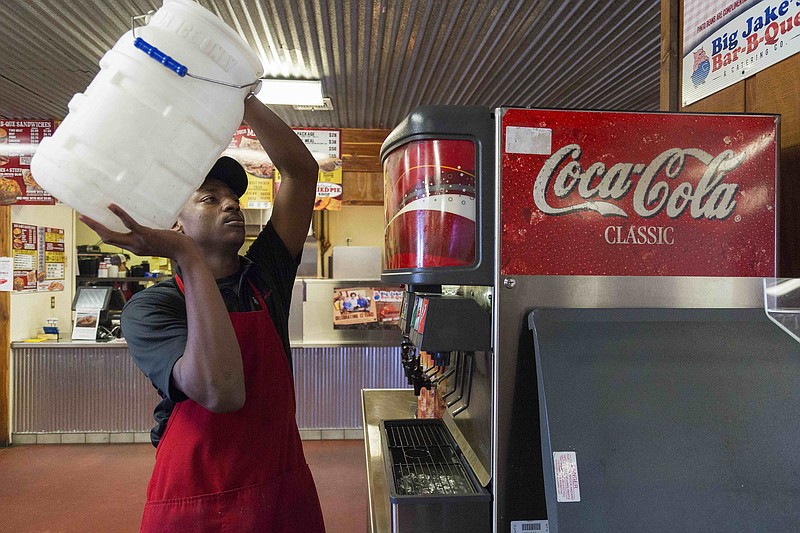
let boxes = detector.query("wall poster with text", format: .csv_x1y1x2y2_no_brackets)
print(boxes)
37,226,65,292
11,223,38,292
225,126,342,210
682,0,800,106
0,119,56,205
333,286,403,329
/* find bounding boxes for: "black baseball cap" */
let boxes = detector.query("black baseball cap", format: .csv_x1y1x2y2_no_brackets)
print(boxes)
203,156,248,197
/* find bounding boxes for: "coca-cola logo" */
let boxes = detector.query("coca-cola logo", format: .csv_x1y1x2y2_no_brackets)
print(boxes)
532,144,746,220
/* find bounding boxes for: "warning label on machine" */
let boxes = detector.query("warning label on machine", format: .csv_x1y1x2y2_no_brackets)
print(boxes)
553,451,581,502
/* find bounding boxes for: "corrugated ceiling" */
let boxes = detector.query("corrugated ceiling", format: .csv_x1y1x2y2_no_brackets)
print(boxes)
0,0,661,129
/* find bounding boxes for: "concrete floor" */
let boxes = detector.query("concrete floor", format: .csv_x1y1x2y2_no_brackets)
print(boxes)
0,439,368,533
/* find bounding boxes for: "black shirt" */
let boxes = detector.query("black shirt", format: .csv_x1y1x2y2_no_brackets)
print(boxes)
121,221,300,447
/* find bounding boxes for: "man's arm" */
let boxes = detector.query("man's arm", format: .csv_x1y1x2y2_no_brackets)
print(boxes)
80,205,245,413
243,96,319,258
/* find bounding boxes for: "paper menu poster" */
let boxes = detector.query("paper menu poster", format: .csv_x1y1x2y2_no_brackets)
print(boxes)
11,223,38,292
0,119,57,205
72,308,100,340
0,257,12,292
37,226,65,292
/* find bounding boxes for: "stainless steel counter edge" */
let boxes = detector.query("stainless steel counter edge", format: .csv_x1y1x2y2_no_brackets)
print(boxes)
362,388,417,533
11,340,402,349
10,339,130,348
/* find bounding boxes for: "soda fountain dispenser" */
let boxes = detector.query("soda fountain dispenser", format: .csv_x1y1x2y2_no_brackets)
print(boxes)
364,105,800,533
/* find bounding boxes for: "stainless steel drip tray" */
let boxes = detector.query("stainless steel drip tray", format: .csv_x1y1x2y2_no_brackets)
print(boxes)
382,419,491,533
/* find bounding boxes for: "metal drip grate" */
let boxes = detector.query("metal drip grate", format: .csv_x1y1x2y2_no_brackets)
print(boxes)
384,420,477,496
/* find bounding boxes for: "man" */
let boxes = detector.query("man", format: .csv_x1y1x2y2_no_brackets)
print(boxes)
80,94,325,532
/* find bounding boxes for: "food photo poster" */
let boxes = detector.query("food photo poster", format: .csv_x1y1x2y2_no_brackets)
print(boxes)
72,308,100,340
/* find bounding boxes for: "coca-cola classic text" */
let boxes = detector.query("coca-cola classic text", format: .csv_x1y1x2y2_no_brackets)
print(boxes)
532,144,746,220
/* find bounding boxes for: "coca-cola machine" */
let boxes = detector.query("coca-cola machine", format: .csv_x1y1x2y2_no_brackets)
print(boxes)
368,105,800,532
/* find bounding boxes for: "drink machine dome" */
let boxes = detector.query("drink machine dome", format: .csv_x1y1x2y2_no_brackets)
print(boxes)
381,106,495,286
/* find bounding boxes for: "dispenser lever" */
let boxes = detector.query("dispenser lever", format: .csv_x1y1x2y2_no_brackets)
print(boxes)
442,352,463,400
452,352,474,417
446,352,467,407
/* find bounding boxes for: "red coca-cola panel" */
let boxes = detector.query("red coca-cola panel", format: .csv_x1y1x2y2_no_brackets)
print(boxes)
384,139,476,269
501,108,778,277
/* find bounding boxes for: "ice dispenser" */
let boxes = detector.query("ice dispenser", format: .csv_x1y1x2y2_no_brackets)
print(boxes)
381,106,494,286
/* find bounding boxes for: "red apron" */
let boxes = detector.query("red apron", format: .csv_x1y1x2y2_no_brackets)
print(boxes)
140,278,325,532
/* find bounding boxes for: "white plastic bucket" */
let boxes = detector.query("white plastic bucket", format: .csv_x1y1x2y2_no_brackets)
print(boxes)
31,0,263,232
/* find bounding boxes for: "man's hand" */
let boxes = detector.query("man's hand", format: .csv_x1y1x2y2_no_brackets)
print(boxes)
80,203,197,262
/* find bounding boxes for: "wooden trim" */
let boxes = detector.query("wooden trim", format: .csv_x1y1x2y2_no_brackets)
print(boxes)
1,205,10,446
341,171,383,205
340,128,390,173
660,0,680,111
681,82,745,113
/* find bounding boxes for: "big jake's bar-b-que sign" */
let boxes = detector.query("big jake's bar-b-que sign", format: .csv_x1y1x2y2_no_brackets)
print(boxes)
682,0,800,106
500,108,778,277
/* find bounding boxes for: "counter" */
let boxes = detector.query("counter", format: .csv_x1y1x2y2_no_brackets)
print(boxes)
11,339,408,441
10,278,407,442
361,388,417,533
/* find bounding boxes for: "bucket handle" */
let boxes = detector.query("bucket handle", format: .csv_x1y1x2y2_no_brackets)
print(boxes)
131,13,262,91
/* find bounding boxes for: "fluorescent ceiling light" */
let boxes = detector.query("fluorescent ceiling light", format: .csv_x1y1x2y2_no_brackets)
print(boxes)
255,79,324,106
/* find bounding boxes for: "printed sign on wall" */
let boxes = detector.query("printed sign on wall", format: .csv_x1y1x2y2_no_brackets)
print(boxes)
227,127,276,209
226,126,342,210
37,226,65,292
500,108,778,277
682,0,800,106
11,223,39,291
0,119,56,205
294,128,343,211
333,286,403,329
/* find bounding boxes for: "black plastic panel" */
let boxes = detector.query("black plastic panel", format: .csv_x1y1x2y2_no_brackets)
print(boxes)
529,308,800,532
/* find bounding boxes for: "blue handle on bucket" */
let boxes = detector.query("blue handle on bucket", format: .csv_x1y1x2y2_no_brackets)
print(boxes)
134,37,188,77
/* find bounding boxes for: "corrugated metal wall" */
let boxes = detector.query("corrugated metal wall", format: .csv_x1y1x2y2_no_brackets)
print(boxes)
0,0,661,125
12,345,406,433
13,346,154,433
293,346,407,429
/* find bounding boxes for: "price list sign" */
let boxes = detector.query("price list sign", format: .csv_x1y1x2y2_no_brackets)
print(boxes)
294,128,343,211
0,119,56,205
38,226,65,292
295,128,341,159
226,127,343,211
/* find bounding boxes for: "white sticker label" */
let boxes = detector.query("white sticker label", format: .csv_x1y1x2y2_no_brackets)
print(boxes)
553,451,581,502
511,520,549,532
505,126,552,155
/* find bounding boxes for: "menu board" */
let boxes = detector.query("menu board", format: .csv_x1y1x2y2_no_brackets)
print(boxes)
0,119,56,205
10,223,65,292
11,223,38,292
225,126,342,211
226,126,275,209
295,128,343,211
37,226,65,292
